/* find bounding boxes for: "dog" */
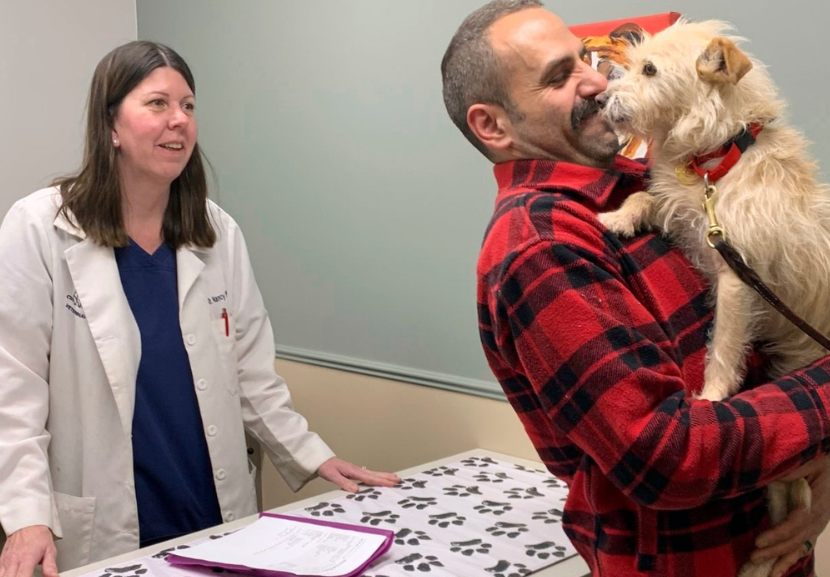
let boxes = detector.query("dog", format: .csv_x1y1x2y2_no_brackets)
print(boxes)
597,19,830,577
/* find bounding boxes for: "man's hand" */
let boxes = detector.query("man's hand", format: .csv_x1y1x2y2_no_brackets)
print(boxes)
317,457,402,493
751,457,830,577
0,525,57,577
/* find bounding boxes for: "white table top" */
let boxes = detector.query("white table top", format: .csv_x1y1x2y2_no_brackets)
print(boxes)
62,449,590,577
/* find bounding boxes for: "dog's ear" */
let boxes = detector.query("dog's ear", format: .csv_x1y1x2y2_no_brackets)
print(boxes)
696,37,753,85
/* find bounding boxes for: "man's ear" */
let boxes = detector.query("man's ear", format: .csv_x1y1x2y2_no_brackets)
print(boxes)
696,37,753,85
467,103,512,154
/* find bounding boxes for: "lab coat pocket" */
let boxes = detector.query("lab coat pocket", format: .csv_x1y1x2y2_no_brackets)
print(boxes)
53,491,96,571
212,310,235,352
212,313,239,395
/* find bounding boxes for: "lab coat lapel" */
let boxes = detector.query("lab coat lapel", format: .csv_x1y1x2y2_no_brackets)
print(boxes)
177,246,206,311
64,239,140,437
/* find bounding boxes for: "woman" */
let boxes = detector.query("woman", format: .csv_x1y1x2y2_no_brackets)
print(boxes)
0,41,399,577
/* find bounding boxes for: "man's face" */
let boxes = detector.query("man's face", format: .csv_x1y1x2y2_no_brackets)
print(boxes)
489,9,620,167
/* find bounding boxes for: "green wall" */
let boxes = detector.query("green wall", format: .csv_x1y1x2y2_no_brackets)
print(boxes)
137,0,830,398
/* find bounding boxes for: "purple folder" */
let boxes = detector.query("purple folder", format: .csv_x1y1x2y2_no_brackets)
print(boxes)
166,512,394,577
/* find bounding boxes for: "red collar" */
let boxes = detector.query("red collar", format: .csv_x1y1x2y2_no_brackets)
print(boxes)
689,122,764,183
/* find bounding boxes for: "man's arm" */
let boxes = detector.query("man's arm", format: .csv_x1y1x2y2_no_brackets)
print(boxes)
487,237,830,510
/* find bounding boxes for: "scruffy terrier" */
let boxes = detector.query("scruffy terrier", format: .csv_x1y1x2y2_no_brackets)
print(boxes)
598,19,830,577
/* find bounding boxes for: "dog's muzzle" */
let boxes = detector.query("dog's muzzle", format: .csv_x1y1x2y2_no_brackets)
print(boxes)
598,92,628,125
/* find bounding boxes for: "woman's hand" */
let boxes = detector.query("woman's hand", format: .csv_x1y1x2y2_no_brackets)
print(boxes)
317,457,402,493
0,525,57,577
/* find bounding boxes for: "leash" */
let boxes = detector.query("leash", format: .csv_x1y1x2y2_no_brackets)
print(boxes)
701,173,830,351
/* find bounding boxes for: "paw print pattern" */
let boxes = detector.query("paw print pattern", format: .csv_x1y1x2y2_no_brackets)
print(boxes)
461,456,499,468
442,484,483,497
474,500,513,515
473,472,511,483
450,538,494,556
398,496,438,510
306,501,346,517
512,464,546,475
346,488,383,502
503,486,545,499
525,541,568,560
151,544,190,559
422,466,458,477
97,564,148,577
532,508,564,524
360,510,400,526
396,478,428,490
428,511,467,528
485,560,531,577
542,477,568,490
486,522,529,538
395,553,444,572
394,528,433,546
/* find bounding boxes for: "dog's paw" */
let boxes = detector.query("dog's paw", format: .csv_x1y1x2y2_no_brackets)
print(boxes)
737,558,775,577
598,209,647,238
693,387,727,402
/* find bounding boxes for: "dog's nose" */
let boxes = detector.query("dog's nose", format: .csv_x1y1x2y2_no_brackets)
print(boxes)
606,64,625,82
596,92,609,109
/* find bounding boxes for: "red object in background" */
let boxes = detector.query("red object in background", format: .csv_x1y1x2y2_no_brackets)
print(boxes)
569,12,680,37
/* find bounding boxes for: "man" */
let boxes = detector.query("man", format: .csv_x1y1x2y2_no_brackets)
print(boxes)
442,1,830,575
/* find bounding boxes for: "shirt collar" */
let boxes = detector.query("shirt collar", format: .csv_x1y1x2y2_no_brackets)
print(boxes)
493,156,649,210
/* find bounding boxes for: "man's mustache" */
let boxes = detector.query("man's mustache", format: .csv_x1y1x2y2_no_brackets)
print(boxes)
571,98,601,129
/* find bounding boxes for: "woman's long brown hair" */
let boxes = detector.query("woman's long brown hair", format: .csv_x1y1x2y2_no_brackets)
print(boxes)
53,41,216,248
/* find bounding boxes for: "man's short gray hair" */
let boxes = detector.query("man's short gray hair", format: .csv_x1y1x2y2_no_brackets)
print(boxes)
441,0,543,158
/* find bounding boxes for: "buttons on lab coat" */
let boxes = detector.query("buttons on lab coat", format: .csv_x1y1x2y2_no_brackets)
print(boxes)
215,469,226,481
207,425,218,436
185,334,197,346
225,512,235,522
196,379,208,391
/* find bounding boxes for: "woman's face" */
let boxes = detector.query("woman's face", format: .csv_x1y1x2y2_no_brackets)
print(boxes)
111,66,197,190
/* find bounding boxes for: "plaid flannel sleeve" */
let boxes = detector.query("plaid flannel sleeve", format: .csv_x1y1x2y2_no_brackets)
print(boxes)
489,237,830,510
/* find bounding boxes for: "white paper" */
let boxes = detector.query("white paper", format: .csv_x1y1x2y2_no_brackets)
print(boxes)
171,516,387,577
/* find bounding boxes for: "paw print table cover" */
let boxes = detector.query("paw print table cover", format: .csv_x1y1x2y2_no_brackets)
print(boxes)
79,456,577,577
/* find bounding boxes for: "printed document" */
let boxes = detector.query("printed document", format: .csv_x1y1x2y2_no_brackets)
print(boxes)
170,516,388,577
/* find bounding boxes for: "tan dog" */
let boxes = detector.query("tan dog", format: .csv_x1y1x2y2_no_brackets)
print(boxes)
598,20,830,577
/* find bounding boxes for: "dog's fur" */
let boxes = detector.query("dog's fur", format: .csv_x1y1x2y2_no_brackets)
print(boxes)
599,20,830,577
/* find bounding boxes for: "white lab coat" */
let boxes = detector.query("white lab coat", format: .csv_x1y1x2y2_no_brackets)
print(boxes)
0,188,335,571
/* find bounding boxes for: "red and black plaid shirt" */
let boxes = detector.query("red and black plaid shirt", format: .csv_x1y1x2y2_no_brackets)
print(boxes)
477,157,830,576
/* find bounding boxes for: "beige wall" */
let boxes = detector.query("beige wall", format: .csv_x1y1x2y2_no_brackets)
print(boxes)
262,360,830,574
0,0,137,217
260,360,536,509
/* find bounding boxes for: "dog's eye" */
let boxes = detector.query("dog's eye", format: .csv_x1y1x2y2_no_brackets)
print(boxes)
643,61,658,76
